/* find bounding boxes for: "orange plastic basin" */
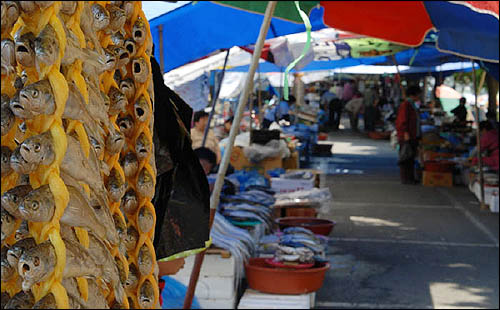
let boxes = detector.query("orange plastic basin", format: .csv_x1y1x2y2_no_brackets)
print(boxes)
245,258,330,294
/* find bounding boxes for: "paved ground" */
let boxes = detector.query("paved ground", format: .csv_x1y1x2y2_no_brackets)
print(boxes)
306,129,499,309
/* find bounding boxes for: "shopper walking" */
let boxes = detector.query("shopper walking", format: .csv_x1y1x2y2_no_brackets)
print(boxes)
396,86,422,184
344,91,364,132
364,86,379,132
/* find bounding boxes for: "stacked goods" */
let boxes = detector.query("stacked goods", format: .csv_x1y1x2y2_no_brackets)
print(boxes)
1,1,158,308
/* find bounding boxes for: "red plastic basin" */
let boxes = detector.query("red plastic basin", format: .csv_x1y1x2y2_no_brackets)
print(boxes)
276,217,336,236
245,257,330,294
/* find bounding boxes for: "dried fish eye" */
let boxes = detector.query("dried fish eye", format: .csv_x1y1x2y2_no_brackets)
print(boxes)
31,201,39,210
12,196,18,203
34,144,41,152
32,89,38,98
33,257,40,267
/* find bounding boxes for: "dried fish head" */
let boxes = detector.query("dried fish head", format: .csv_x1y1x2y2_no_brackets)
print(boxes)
132,17,146,45
132,57,149,84
91,3,110,31
10,145,39,175
19,184,55,222
1,184,33,218
34,24,60,67
119,78,135,101
18,79,55,116
14,30,36,68
18,241,56,291
20,131,55,166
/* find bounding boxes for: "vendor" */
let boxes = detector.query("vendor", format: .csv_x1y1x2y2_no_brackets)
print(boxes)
262,95,296,129
451,97,468,124
191,110,221,163
469,121,499,171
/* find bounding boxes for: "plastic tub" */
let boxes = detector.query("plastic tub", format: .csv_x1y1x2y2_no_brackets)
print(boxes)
245,258,330,294
276,217,335,236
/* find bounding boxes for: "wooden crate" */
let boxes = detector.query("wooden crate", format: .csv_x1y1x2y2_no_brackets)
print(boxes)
422,171,453,187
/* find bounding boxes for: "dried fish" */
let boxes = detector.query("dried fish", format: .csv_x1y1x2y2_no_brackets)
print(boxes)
14,30,36,68
138,243,153,276
1,94,15,136
1,184,33,218
34,24,59,68
135,132,151,161
119,78,135,101
132,57,149,84
106,4,126,33
137,205,154,234
136,167,155,198
138,279,155,309
1,38,16,75
106,167,127,202
4,290,35,309
120,152,138,179
132,17,146,46
108,86,127,116
1,146,13,177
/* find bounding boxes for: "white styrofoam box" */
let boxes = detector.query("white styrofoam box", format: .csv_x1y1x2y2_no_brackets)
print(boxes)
169,273,235,300
198,294,237,309
169,254,237,300
271,177,315,194
173,254,235,278
490,194,499,213
471,182,499,205
237,289,314,309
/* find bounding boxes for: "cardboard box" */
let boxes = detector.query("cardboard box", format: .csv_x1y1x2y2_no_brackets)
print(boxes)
271,176,315,194
422,171,453,187
230,146,282,176
282,151,299,170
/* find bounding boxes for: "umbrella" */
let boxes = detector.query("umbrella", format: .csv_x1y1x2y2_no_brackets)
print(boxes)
215,1,498,63
435,85,463,99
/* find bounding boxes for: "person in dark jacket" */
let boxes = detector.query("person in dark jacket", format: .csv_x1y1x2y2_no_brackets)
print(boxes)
395,86,422,184
451,97,468,124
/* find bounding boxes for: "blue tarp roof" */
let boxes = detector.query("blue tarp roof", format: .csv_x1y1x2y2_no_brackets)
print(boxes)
149,1,327,73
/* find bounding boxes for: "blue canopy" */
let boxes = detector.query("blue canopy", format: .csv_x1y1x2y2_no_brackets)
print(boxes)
149,1,327,73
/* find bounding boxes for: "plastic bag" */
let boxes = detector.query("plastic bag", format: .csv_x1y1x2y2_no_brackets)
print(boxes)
243,140,281,163
274,188,333,214
160,276,201,309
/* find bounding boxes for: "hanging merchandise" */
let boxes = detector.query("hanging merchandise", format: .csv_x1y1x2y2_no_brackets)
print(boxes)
1,2,159,308
150,58,211,264
172,72,210,112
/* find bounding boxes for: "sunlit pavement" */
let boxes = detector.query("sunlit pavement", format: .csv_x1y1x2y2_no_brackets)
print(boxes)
307,128,499,309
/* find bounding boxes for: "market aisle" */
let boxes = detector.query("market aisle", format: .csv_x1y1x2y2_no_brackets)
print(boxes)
310,130,499,309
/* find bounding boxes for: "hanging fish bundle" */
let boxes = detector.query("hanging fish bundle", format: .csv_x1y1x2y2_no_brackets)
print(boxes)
1,2,158,309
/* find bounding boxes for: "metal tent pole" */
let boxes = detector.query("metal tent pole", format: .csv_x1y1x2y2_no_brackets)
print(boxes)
471,62,487,210
202,49,231,148
182,2,278,308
